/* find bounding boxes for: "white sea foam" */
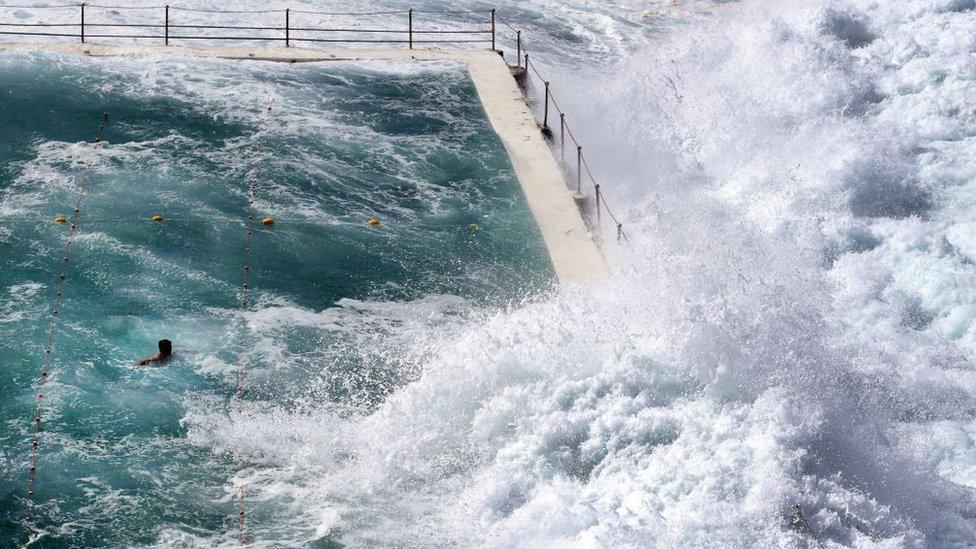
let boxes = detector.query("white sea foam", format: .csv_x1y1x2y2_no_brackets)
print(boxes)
0,282,45,324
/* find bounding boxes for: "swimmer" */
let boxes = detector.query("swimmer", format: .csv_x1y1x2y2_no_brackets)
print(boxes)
136,339,173,366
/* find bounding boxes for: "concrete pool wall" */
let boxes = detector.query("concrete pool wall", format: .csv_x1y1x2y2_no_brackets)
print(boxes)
0,42,608,284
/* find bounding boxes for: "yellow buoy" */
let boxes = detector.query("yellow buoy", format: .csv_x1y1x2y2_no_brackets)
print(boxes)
367,217,380,226
151,215,164,222
261,216,275,226
469,223,479,231
54,214,67,224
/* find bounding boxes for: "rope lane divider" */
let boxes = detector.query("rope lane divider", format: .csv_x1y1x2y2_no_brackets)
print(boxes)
21,111,109,547
232,59,294,546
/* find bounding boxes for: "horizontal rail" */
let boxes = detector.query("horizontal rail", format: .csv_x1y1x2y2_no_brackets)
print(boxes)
287,9,405,16
0,30,77,37
0,31,489,44
293,38,487,44
0,23,492,33
0,6,498,48
0,22,77,27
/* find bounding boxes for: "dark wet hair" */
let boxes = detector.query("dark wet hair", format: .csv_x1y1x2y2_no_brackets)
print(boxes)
158,339,173,357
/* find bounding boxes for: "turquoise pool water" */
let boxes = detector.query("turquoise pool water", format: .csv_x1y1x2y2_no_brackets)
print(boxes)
0,52,553,546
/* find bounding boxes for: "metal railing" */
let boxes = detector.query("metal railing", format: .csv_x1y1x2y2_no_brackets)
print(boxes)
0,3,628,243
0,4,496,48
498,16,629,243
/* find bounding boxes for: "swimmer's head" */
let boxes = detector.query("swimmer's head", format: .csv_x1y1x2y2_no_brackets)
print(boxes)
158,339,172,357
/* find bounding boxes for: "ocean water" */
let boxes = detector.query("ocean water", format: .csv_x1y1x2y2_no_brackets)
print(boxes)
3,0,976,547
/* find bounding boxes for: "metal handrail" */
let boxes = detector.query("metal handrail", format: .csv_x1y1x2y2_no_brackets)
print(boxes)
0,4,497,49
499,15,629,244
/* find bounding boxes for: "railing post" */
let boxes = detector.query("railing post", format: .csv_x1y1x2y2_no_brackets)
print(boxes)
576,146,582,194
595,184,601,222
408,9,413,50
559,113,565,159
80,3,85,43
490,8,496,51
164,5,169,46
516,30,521,64
524,53,529,72
285,8,290,47
542,81,550,133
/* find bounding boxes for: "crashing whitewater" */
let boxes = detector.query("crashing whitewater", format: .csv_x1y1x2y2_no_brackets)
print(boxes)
4,0,966,546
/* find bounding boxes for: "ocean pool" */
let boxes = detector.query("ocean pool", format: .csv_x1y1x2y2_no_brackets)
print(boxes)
0,51,553,546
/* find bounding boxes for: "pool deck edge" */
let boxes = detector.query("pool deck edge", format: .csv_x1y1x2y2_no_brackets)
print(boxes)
0,43,609,285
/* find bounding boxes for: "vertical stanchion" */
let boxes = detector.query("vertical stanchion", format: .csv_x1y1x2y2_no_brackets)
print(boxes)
595,184,601,222
524,53,529,73
559,113,565,159
80,3,85,43
516,30,521,64
164,5,169,45
408,9,413,50
542,81,550,133
490,8,496,51
285,8,290,47
617,223,623,242
576,146,582,194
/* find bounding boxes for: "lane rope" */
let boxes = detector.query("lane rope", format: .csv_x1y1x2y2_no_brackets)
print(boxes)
233,60,294,546
21,112,109,547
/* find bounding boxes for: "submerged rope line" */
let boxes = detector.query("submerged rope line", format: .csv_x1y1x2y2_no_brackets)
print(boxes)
21,112,109,547
232,60,293,547
792,505,826,549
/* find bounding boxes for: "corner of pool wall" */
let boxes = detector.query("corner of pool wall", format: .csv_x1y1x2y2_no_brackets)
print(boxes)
463,49,609,286
0,42,609,285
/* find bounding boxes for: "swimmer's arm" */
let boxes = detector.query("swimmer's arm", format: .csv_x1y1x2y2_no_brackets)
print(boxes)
136,353,162,366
